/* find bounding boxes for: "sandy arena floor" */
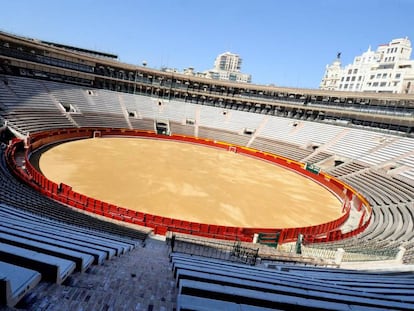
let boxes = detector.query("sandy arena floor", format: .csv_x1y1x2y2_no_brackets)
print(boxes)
38,137,343,228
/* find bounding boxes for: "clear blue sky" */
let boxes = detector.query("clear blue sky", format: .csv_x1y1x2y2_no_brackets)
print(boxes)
1,0,413,89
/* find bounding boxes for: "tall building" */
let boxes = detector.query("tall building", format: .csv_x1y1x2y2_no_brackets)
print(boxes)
320,38,414,94
214,51,242,71
204,52,252,83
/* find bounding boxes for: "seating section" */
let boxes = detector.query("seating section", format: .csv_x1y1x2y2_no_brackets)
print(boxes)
250,137,312,161
358,137,413,166
309,202,414,263
198,126,251,147
326,129,386,160
0,149,147,241
171,252,414,310
302,150,333,164
327,161,370,177
170,121,195,136
258,117,346,148
342,170,414,206
0,203,141,306
1,74,413,184
1,74,414,308
397,154,414,181
310,164,414,263
0,143,149,307
0,261,41,307
0,76,74,134
198,106,265,134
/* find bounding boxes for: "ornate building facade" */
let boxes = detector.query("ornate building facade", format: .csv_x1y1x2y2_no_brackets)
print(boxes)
320,38,414,94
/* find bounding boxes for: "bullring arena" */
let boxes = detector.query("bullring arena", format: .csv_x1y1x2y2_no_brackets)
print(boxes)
1,30,414,310
38,137,343,228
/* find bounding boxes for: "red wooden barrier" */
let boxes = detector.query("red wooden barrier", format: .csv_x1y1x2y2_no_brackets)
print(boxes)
5,127,372,243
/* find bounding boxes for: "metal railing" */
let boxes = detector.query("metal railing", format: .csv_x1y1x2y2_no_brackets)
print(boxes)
168,234,259,265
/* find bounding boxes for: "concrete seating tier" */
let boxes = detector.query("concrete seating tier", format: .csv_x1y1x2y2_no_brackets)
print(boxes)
170,121,196,136
0,261,41,307
326,129,386,160
171,252,414,310
302,151,333,164
0,202,142,307
1,74,414,309
0,150,148,241
341,170,413,206
198,126,251,147
71,112,129,129
309,202,414,264
359,137,414,166
0,242,76,285
198,105,264,133
249,137,312,161
327,161,370,177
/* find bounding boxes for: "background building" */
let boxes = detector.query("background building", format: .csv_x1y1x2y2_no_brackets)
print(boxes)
320,38,414,94
204,52,252,83
319,53,342,91
162,52,252,83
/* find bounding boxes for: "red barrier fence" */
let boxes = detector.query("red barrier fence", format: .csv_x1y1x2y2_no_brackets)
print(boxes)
6,128,372,243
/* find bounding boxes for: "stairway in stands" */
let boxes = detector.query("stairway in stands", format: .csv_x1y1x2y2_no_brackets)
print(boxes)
17,239,177,311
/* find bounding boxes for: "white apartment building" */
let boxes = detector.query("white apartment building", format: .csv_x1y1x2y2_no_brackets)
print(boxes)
320,38,414,94
214,51,242,71
204,52,252,83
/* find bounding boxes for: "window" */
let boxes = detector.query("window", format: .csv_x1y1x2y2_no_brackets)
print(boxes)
395,73,401,79
358,76,362,81
382,73,387,78
351,76,356,81
380,82,386,87
353,69,358,74
370,75,375,80
373,82,379,87
346,77,350,81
